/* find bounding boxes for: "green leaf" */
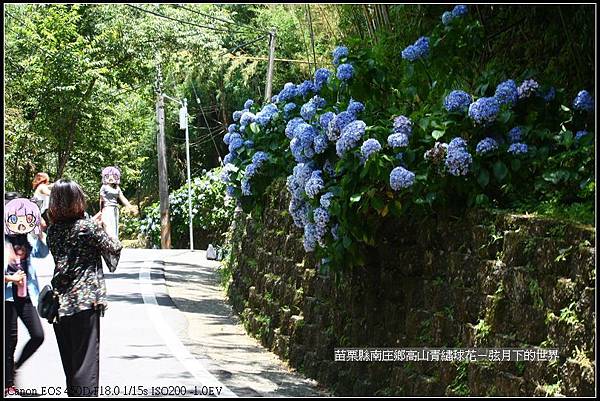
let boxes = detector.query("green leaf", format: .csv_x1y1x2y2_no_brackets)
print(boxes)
432,130,445,140
371,195,384,210
342,236,352,249
250,122,259,134
477,168,490,188
350,194,362,203
511,159,521,172
493,161,508,181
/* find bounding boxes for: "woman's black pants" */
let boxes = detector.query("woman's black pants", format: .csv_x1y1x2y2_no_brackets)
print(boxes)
4,298,45,387
53,309,101,397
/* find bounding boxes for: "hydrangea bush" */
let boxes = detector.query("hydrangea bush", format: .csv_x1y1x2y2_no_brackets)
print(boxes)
140,168,234,248
221,4,594,271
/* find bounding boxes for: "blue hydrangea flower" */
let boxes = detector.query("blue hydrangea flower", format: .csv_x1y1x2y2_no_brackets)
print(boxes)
323,159,336,177
388,133,409,148
517,79,540,99
390,166,415,190
284,103,297,116
575,130,589,141
468,97,500,125
232,110,243,122
392,115,413,136
507,143,528,155
223,132,232,145
220,163,235,183
255,113,269,126
360,138,381,162
227,123,237,134
226,185,235,197
228,133,244,153
452,5,468,17
313,134,328,154
305,170,324,199
303,223,317,252
223,152,236,165
241,179,251,196
543,87,556,103
336,63,354,81
401,36,430,61
240,111,255,127
298,80,316,98
494,80,518,107
572,90,594,112
311,95,326,109
313,207,330,246
271,95,279,103
475,137,498,155
442,11,454,25
300,101,317,121
314,68,331,90
244,140,254,148
244,163,258,178
243,99,254,109
508,127,523,143
327,111,356,141
445,137,472,176
320,192,334,209
277,82,298,103
285,117,305,139
347,98,365,115
444,90,472,112
252,151,269,167
332,46,349,66
320,112,335,131
336,120,366,157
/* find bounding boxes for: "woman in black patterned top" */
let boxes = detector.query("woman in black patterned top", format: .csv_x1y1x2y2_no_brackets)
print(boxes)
47,179,122,397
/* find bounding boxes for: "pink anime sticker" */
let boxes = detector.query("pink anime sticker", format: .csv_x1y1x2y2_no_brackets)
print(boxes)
101,166,121,185
4,198,42,236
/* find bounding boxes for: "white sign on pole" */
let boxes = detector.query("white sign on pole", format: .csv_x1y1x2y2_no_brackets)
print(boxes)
179,104,188,130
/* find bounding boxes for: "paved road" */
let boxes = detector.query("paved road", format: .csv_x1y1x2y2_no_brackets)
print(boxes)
12,249,328,398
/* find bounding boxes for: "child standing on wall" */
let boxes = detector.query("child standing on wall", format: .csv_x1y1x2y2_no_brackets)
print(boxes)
96,166,137,240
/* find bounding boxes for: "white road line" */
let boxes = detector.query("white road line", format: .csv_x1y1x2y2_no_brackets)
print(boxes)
139,261,237,398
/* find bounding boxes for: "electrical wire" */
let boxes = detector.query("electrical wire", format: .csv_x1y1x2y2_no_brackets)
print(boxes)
173,4,269,35
126,4,249,35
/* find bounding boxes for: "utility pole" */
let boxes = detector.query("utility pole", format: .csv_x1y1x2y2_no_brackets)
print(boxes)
180,98,194,251
155,64,171,249
306,5,317,73
264,28,276,102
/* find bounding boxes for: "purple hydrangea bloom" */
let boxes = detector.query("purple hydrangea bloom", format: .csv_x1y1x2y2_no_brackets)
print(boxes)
390,166,415,190
572,90,594,112
360,138,382,161
336,63,354,81
314,68,331,90
508,127,523,143
444,90,472,112
243,99,254,109
401,36,430,61
327,111,356,141
468,97,500,125
475,137,498,155
336,120,366,157
445,137,472,176
507,143,528,155
494,79,518,106
387,133,409,148
517,79,540,100
347,98,365,115
332,46,349,66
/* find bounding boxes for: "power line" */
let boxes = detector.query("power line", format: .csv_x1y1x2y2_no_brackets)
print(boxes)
219,33,269,57
174,4,269,35
126,4,249,35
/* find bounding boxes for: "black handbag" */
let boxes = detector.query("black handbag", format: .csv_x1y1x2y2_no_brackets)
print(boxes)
37,284,59,324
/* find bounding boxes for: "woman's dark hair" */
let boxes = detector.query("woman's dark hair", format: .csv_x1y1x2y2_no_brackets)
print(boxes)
48,179,87,223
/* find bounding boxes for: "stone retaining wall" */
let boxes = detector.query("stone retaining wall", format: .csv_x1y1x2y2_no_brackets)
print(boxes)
226,178,595,396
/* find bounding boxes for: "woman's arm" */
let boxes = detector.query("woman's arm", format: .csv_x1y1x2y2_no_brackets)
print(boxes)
88,219,123,255
30,232,49,258
39,183,52,196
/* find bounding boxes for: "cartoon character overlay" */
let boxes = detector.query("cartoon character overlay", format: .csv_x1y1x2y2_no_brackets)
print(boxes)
4,198,42,236
101,166,121,185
